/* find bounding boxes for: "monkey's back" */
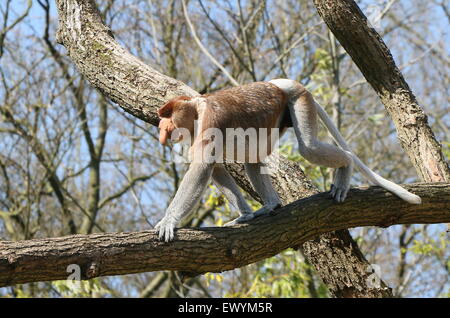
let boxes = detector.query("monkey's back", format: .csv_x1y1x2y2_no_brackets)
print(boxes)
198,82,291,162
203,82,289,131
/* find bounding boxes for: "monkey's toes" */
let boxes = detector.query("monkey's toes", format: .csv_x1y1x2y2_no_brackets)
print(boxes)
224,214,254,226
330,184,349,203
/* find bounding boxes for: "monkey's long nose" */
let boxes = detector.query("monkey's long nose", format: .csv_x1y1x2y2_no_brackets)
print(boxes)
158,118,174,145
159,128,170,145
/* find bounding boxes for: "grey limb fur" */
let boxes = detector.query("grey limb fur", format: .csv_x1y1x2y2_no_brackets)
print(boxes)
156,79,421,241
155,163,214,241
270,78,421,204
212,164,253,217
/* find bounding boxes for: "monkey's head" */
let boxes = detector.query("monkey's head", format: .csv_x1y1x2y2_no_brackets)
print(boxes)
157,96,198,145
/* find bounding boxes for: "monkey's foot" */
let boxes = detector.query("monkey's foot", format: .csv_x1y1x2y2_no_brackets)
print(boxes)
224,214,255,226
331,165,352,202
155,216,177,242
224,203,281,226
330,184,348,203
253,202,281,217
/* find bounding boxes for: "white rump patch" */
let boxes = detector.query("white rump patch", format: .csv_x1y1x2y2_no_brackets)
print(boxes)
269,78,297,93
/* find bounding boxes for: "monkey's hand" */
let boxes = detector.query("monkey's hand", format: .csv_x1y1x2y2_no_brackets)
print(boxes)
155,215,178,242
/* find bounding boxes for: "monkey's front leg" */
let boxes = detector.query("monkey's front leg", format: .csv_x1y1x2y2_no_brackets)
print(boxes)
155,163,214,241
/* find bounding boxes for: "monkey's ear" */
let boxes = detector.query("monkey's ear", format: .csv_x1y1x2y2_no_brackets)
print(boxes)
158,96,192,118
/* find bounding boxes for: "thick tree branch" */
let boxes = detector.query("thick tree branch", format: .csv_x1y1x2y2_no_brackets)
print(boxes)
0,183,449,287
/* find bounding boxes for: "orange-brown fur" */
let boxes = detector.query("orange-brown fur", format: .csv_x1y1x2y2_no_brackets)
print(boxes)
158,82,292,162
158,96,198,144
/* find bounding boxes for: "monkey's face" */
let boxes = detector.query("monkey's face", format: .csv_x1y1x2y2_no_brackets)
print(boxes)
158,96,198,145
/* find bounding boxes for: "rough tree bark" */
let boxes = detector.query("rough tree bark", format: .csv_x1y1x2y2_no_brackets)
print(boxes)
1,183,449,287
35,0,445,297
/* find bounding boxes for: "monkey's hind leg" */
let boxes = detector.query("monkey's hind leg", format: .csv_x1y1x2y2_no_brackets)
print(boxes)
212,164,254,226
288,90,353,202
223,162,282,226
245,162,282,216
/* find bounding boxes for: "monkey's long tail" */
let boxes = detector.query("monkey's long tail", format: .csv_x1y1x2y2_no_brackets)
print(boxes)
314,102,422,204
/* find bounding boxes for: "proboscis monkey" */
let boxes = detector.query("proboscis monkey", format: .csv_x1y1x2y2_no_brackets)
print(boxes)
155,79,421,241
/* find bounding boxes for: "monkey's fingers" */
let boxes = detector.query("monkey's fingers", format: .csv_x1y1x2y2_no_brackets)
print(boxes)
255,203,281,217
334,188,343,202
155,222,164,240
155,215,177,241
164,226,174,242
157,226,169,241
160,226,173,242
